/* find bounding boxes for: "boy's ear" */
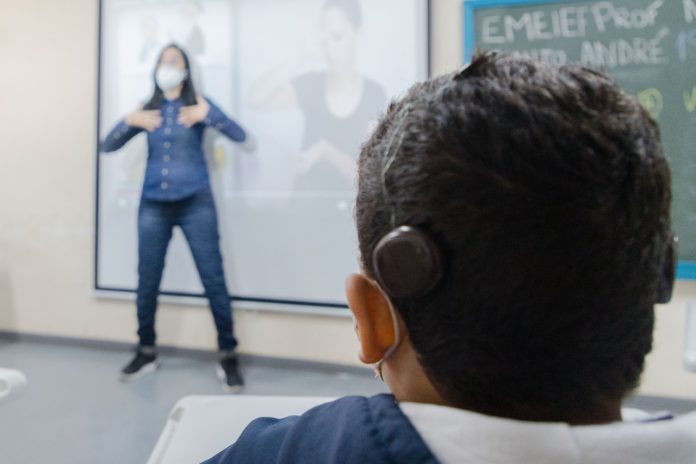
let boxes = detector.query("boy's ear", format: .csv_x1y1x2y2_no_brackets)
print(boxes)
345,274,397,364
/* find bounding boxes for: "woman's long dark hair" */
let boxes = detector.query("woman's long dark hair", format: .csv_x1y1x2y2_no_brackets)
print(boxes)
143,43,197,110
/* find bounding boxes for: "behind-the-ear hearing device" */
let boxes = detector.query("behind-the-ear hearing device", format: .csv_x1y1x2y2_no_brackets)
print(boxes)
373,226,443,299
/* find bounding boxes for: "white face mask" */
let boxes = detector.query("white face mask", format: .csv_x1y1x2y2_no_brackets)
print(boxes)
156,65,187,92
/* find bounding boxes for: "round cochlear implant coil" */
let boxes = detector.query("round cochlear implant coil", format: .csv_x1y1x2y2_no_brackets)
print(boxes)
372,226,444,299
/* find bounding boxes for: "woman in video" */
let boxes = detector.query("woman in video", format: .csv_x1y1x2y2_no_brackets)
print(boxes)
248,0,386,191
101,43,252,392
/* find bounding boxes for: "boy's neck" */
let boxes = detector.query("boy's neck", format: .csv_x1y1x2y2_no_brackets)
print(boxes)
386,340,623,426
383,339,447,407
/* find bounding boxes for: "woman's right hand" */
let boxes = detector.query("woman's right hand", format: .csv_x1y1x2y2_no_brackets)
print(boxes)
125,110,162,132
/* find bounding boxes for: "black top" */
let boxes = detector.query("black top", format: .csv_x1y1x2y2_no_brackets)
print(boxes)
292,71,387,191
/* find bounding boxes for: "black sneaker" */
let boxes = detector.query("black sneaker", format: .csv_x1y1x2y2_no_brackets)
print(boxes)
119,346,159,382
216,352,244,393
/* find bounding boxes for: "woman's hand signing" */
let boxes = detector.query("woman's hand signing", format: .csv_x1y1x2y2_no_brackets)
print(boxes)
125,110,163,132
178,96,210,128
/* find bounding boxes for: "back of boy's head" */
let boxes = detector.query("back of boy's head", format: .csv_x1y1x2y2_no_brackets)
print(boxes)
356,52,671,420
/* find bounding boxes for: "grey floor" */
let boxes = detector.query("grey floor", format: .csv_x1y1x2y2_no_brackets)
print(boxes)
0,337,385,464
1,338,695,464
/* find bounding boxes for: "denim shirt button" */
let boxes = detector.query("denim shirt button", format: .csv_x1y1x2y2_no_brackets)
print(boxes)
163,155,171,162
164,142,171,149
164,128,171,135
161,182,168,190
162,168,169,176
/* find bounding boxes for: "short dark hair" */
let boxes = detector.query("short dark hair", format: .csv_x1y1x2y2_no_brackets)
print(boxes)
356,52,671,421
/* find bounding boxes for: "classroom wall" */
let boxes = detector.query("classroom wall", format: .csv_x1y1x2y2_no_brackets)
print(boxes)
1,0,694,399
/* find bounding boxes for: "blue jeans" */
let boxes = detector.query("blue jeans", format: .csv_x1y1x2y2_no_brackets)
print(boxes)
136,186,237,351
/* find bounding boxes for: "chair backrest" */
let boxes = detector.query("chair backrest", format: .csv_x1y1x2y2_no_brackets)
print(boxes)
686,303,696,373
148,395,334,464
0,368,28,405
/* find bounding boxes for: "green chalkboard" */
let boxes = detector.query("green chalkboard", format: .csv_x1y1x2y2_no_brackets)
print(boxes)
464,0,696,277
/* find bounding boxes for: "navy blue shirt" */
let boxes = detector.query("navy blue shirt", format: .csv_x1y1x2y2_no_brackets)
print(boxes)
101,97,246,201
202,394,439,464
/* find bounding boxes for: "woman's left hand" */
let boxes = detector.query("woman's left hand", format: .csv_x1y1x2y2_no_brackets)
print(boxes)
178,96,210,128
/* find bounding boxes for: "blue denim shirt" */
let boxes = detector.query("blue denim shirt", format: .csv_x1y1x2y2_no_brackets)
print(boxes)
101,97,246,201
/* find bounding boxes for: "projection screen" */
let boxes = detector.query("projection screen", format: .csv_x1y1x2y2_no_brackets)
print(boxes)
96,0,431,312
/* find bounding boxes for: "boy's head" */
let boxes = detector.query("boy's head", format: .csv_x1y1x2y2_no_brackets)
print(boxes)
347,52,673,424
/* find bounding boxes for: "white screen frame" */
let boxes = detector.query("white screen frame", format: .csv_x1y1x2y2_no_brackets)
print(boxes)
94,0,432,313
